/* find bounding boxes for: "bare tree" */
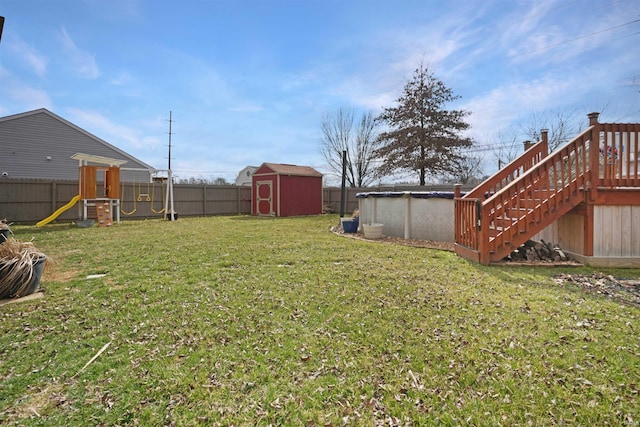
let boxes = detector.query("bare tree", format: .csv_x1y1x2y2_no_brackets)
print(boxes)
320,108,378,187
447,154,484,185
520,108,584,151
488,128,522,170
212,177,230,186
176,176,230,185
485,109,587,172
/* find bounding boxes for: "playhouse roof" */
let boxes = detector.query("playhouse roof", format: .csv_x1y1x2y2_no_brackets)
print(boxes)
71,152,129,167
258,163,323,177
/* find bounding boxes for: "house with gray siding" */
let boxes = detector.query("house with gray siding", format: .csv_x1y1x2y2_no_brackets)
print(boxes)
0,108,155,182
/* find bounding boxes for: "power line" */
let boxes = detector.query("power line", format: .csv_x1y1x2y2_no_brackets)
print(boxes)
512,17,640,58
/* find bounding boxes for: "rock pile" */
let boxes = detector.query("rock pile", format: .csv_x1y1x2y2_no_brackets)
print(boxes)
505,239,572,263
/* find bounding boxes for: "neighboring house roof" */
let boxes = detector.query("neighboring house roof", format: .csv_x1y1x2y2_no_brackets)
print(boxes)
256,163,323,177
235,165,257,185
0,108,155,181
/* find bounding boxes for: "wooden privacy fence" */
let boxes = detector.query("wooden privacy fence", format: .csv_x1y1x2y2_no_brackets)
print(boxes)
0,180,466,224
0,182,364,223
0,181,252,223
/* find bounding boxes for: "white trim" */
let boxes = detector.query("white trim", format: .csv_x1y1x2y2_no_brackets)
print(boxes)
567,252,640,268
71,152,128,166
255,180,273,216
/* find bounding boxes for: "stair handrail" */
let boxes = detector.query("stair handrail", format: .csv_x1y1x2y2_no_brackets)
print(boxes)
478,125,596,263
463,133,549,201
481,126,593,207
455,131,548,253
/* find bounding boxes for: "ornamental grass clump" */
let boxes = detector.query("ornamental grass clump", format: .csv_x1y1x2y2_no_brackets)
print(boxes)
0,237,49,299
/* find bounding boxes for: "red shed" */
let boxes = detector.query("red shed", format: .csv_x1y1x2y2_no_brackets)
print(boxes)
251,162,323,216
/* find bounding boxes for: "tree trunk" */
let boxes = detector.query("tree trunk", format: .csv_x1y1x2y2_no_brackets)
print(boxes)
419,145,426,185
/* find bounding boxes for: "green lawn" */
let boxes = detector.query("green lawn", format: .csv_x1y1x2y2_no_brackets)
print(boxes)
1,215,639,426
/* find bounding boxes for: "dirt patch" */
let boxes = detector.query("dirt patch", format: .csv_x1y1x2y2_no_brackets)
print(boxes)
0,291,45,307
331,226,639,307
330,226,577,259
330,225,455,251
552,272,640,307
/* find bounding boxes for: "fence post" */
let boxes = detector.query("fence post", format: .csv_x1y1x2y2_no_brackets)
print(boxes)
51,181,57,213
202,185,207,216
237,186,241,215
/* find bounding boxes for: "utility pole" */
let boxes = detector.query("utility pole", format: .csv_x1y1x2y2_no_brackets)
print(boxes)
168,111,172,170
339,150,347,218
164,111,176,220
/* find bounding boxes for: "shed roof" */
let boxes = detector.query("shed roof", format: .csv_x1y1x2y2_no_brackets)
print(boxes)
259,163,323,177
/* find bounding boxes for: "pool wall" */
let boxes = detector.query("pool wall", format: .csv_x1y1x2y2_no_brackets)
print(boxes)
356,192,458,242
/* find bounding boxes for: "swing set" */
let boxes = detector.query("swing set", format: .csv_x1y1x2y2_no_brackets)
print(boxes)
121,111,177,220
120,177,167,216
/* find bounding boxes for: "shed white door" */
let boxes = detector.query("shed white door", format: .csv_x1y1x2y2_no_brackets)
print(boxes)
256,181,273,215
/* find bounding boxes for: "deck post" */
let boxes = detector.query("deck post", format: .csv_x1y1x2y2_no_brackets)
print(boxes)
476,199,489,264
540,129,549,156
454,183,461,199
588,112,601,202
454,184,461,246
584,203,594,256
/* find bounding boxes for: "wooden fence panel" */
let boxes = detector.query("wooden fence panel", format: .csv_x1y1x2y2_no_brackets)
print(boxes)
1,180,468,224
0,180,78,222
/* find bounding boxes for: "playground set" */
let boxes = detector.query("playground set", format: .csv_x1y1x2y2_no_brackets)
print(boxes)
35,153,175,227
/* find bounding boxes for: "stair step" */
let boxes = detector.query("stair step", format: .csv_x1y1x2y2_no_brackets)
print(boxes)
456,153,590,264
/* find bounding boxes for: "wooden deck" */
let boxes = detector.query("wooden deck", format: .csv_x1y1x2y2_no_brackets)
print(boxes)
455,113,640,266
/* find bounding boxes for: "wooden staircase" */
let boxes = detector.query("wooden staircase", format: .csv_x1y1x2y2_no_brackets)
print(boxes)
454,112,640,265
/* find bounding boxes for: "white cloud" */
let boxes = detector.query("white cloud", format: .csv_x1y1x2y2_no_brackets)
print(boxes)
65,108,152,150
59,27,100,79
501,1,637,67
109,71,133,86
314,8,482,111
5,83,52,111
227,103,263,113
463,75,576,140
282,70,322,91
8,36,47,78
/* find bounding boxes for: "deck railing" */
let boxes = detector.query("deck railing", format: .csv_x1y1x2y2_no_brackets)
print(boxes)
455,113,640,264
596,122,640,189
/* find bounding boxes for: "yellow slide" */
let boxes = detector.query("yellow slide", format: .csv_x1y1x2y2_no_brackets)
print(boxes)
36,195,82,227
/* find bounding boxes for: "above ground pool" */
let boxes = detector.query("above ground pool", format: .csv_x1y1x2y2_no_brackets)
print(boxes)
356,191,462,242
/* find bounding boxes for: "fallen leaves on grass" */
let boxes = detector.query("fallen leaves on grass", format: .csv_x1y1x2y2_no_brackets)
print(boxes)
553,272,640,306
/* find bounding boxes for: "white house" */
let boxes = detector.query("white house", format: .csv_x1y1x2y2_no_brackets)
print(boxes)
235,166,257,186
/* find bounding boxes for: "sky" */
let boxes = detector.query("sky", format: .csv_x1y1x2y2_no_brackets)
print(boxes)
1,0,639,185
